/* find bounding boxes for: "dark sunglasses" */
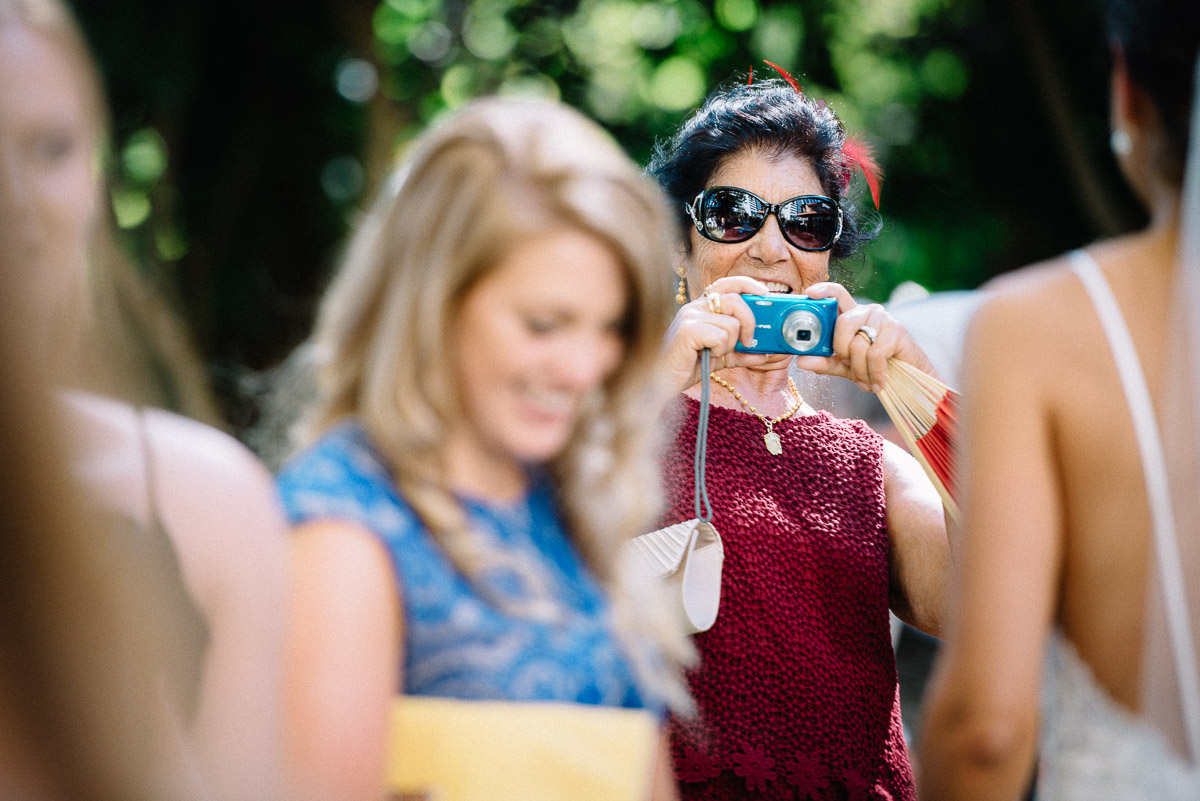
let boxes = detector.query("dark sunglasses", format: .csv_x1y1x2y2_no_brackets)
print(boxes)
686,186,843,252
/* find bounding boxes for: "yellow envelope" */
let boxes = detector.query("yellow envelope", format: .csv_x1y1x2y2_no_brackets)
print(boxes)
386,695,659,801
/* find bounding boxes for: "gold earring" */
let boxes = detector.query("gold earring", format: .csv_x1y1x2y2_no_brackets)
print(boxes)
675,269,689,305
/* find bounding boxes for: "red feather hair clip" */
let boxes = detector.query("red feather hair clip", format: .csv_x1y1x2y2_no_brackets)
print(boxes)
842,134,883,210
751,60,883,209
762,60,803,94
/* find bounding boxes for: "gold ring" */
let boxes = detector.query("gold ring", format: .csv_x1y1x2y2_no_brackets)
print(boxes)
721,355,727,369
707,293,722,314
856,325,878,345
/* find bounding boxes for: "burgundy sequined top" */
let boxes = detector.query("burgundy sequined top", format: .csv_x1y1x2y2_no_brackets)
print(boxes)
664,395,914,801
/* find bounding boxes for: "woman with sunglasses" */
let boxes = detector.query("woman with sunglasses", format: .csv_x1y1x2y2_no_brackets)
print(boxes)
275,96,693,800
647,76,949,800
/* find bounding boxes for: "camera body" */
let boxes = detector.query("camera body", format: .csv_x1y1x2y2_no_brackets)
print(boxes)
734,294,838,357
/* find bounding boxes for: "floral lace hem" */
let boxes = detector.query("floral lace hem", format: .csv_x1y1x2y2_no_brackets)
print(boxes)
676,746,896,800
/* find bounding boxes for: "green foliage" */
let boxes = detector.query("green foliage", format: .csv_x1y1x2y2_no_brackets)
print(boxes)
361,0,1007,300
73,0,1138,408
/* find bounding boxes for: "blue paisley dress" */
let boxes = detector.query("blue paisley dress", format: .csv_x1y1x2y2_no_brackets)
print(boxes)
276,420,658,711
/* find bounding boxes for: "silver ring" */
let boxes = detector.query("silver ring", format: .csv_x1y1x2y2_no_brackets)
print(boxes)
856,325,878,344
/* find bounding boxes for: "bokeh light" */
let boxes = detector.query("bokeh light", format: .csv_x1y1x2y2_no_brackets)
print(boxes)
920,49,969,99
408,22,453,63
649,56,706,112
633,3,684,49
111,186,151,229
320,155,365,204
120,128,167,187
463,13,517,61
335,58,380,103
750,6,804,67
715,0,759,32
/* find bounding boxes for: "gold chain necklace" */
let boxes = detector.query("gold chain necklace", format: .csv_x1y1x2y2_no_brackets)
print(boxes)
708,373,803,455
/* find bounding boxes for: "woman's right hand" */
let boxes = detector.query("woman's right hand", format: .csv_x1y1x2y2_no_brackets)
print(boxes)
659,275,774,394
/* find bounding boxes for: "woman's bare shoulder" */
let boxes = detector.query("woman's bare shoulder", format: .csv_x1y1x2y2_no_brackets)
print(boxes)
141,407,275,487
64,393,267,481
980,254,1087,308
140,408,286,578
970,255,1092,353
65,393,286,603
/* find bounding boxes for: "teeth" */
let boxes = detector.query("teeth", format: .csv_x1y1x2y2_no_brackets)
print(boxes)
765,282,793,294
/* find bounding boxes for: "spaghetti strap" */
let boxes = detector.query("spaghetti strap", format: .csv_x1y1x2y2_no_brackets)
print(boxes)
1068,249,1200,760
128,404,210,720
133,406,168,536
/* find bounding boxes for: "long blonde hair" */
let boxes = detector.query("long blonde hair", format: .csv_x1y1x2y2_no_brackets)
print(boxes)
301,96,693,706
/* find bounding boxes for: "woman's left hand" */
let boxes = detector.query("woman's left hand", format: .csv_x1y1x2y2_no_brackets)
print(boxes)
793,281,939,393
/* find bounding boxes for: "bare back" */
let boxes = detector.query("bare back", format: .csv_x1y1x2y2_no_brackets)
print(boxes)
969,230,1176,712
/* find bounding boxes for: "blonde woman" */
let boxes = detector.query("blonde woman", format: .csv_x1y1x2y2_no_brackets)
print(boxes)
0,1,287,798
276,96,691,800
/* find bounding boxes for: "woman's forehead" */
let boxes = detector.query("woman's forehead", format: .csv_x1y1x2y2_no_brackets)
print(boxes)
0,26,97,135
708,149,822,198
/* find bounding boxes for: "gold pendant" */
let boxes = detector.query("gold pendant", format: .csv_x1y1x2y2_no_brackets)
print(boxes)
764,431,783,455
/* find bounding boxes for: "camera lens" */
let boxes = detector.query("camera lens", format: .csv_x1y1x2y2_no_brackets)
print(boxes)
780,309,823,353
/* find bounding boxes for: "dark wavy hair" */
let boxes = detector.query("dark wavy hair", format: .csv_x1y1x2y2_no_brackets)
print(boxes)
1107,0,1200,185
646,78,880,263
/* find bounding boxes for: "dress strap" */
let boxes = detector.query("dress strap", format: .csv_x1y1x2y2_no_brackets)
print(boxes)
133,406,169,538
130,405,211,720
1068,249,1200,760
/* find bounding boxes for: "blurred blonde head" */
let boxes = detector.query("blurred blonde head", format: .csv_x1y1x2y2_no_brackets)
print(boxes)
303,96,693,705
0,58,203,799
0,0,104,127
0,0,103,351
0,0,218,422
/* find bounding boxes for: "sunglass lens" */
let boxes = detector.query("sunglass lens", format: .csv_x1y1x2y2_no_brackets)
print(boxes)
782,214,839,250
781,198,839,250
702,189,763,242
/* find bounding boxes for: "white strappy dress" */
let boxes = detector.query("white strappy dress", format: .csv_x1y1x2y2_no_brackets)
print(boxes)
1035,251,1200,800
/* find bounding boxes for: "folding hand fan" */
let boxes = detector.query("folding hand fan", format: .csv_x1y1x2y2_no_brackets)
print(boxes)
876,359,960,521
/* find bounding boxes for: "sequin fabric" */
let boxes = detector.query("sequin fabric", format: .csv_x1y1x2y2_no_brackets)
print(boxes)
663,396,914,800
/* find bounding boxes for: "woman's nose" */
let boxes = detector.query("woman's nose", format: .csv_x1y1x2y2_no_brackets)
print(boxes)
746,214,791,264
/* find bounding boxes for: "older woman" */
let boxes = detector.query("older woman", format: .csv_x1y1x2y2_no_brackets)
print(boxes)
275,97,693,800
647,78,949,800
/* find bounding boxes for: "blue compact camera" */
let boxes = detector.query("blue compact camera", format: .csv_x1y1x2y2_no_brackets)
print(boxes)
734,294,838,356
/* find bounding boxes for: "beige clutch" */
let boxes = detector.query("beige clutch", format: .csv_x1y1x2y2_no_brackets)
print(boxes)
626,518,724,633
385,695,659,801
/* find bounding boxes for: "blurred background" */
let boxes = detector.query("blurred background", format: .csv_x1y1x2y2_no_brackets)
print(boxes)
69,0,1137,432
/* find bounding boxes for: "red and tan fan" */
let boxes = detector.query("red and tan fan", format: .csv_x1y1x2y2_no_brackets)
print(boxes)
877,360,960,520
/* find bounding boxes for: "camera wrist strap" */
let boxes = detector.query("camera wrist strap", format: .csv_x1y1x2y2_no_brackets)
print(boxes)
694,348,714,523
